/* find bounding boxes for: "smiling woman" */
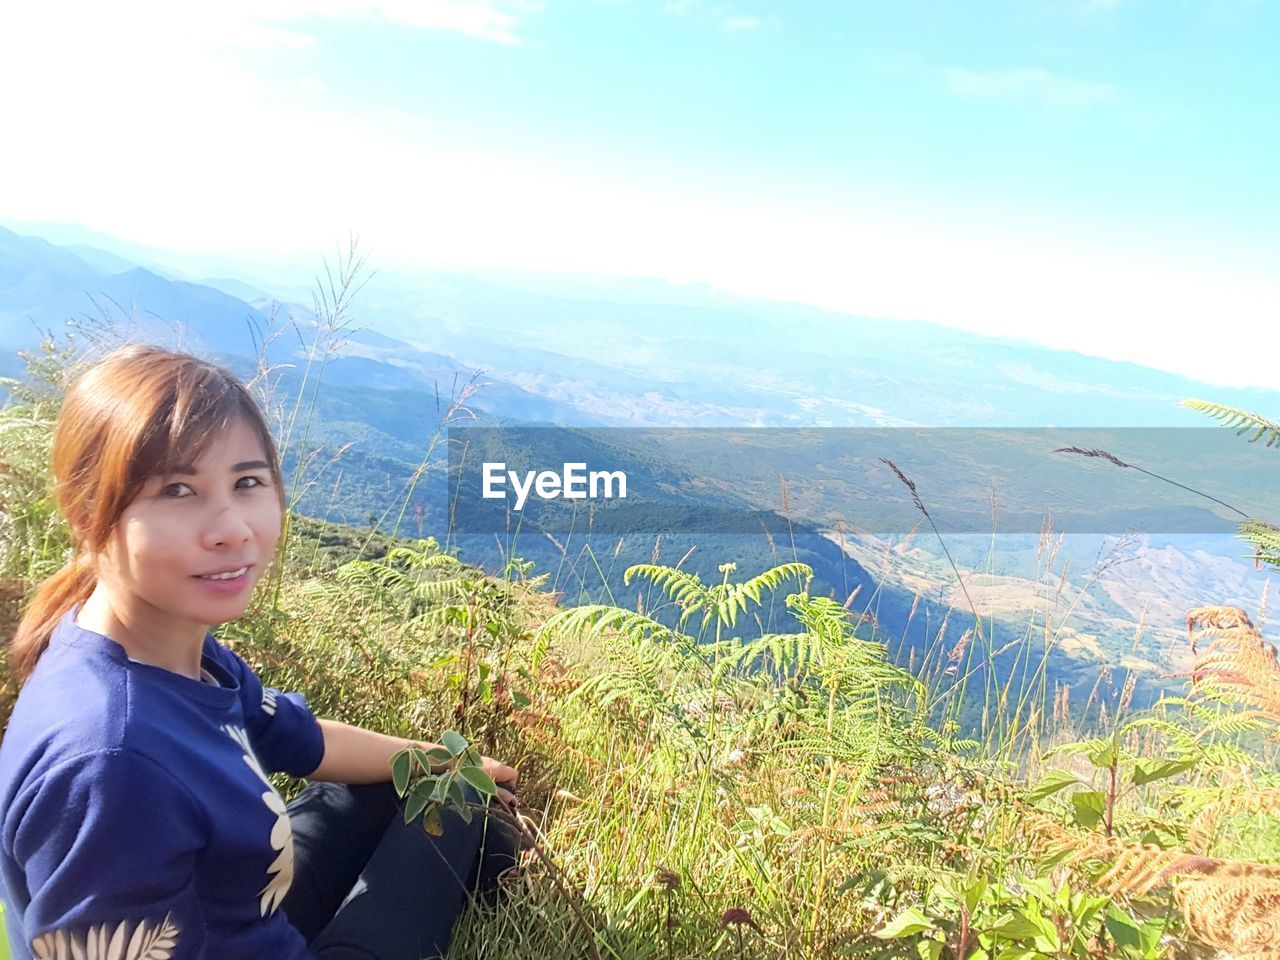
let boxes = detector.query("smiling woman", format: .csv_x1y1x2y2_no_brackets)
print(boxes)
0,344,519,960
6,344,289,684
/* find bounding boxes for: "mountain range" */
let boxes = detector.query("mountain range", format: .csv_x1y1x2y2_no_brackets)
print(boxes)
1,221,1274,725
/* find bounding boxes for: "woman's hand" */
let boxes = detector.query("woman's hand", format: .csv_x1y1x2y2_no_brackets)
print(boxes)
482,756,519,809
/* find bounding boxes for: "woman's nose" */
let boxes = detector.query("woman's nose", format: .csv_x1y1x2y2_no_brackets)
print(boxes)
203,504,255,548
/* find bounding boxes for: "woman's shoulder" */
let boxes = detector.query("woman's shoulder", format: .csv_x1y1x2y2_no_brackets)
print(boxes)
0,637,132,807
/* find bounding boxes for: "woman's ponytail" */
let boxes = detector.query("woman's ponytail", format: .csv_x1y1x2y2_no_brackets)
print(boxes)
9,553,96,686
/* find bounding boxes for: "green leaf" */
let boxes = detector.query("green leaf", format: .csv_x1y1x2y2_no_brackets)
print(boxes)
1137,916,1167,953
403,791,430,824
1073,894,1110,931
1104,907,1142,951
874,907,933,939
512,690,532,709
459,765,498,796
1071,791,1105,829
917,939,944,960
440,729,468,758
990,913,1043,941
991,949,1040,960
390,749,411,796
445,778,474,823
961,878,988,915
1131,757,1196,786
1027,770,1080,803
430,776,450,803
426,746,454,766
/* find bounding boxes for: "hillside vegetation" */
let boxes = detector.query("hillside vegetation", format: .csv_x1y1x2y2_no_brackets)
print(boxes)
2,327,1279,960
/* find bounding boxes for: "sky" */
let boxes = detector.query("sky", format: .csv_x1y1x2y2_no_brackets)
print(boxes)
0,0,1276,389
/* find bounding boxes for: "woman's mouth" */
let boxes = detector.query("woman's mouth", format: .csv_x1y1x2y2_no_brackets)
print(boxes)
192,565,253,593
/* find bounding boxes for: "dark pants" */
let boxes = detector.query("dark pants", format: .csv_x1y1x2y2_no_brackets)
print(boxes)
281,779,520,960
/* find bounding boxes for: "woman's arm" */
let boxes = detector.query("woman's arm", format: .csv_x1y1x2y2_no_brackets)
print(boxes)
306,718,518,805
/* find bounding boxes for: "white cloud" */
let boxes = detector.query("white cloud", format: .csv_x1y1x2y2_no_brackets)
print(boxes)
867,54,1115,113
349,0,528,45
86,0,543,48
944,66,1115,109
722,14,761,30
237,23,319,48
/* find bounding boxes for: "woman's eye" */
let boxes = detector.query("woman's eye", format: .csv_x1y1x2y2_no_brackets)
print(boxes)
237,476,268,490
163,482,194,498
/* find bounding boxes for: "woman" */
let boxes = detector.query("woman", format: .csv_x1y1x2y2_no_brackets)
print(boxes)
0,344,520,959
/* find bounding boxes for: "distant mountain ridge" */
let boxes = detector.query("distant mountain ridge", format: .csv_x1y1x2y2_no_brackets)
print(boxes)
0,226,598,425
1,223,1273,721
5,220,1278,432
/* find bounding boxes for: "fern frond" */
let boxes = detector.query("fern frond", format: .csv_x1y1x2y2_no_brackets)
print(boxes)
713,631,820,682
408,577,466,604
623,564,708,605
411,606,458,628
624,561,813,633
295,577,347,608
1197,740,1257,769
565,628,706,749
420,552,465,570
1240,519,1280,570
539,604,688,649
1032,813,1280,895
335,558,415,595
1186,606,1280,728
1176,875,1280,955
1030,812,1280,955
726,562,813,611
1182,399,1280,448
382,545,460,570
1187,787,1280,850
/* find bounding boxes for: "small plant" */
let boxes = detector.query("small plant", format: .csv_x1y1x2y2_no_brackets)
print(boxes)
871,872,1156,959
1031,721,1198,837
389,728,500,835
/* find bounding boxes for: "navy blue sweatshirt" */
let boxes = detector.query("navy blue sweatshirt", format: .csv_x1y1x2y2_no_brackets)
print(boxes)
0,606,327,959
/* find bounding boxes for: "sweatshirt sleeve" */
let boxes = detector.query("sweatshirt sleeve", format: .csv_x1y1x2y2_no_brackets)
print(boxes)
11,749,209,960
217,644,326,780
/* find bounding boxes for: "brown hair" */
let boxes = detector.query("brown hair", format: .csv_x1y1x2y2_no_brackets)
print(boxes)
8,344,286,685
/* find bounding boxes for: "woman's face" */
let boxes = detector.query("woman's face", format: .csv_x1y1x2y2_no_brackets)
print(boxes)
95,415,283,630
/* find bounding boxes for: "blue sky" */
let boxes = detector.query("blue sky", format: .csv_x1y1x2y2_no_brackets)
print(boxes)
0,0,1276,387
